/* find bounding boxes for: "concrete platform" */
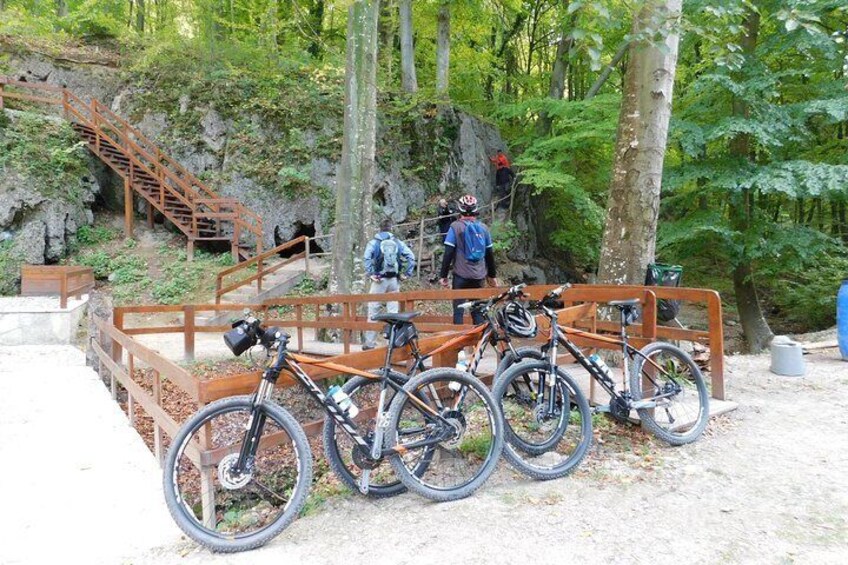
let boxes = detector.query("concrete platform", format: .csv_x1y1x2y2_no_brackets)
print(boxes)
0,296,88,346
0,345,180,565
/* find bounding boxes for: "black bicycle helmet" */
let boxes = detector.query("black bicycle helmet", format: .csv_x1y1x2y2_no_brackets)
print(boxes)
497,302,537,339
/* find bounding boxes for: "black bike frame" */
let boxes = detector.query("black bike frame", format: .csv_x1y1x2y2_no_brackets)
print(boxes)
235,325,458,473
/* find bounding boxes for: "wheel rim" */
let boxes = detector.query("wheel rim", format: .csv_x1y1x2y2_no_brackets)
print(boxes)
500,366,588,470
169,404,303,540
394,377,497,491
636,349,705,436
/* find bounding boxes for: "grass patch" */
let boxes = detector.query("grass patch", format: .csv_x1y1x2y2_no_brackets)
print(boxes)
0,112,90,202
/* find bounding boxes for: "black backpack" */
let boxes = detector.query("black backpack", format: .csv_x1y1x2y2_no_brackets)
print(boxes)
645,263,683,322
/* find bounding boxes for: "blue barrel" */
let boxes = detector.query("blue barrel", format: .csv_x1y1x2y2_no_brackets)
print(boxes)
839,279,848,360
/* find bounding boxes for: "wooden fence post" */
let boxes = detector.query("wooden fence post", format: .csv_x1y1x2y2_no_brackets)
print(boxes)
184,305,196,361
296,305,304,352
417,218,425,280
152,369,164,465
0,82,4,111
127,354,135,426
123,176,133,239
305,237,311,275
707,293,725,400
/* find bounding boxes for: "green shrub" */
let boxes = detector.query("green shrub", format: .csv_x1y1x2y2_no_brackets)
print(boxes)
75,225,118,247
0,240,21,295
78,250,113,279
768,253,848,332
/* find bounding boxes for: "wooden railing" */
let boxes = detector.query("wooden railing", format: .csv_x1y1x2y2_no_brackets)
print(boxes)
214,235,310,303
0,78,263,259
109,283,725,399
20,265,94,308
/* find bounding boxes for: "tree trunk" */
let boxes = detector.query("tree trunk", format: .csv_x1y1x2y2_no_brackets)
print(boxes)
597,0,682,285
398,0,418,93
308,0,325,57
330,0,381,295
728,8,772,352
435,2,450,95
56,0,68,17
536,1,574,137
136,0,145,32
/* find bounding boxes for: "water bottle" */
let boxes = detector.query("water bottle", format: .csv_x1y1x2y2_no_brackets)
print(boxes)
450,351,468,391
838,279,848,361
588,353,614,381
328,385,359,418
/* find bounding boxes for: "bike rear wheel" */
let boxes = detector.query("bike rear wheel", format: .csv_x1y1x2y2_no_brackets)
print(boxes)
163,396,312,553
322,373,407,498
387,368,504,501
494,360,592,481
629,342,709,445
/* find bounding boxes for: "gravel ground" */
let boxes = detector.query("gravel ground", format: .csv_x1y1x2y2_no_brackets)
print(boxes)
128,349,848,565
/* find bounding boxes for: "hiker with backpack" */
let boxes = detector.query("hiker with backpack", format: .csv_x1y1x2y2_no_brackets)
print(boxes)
439,194,499,325
362,218,416,350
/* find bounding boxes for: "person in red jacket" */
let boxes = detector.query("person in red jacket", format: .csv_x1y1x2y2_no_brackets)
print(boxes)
489,149,515,205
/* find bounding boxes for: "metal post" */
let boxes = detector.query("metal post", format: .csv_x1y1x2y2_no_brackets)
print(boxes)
304,237,311,275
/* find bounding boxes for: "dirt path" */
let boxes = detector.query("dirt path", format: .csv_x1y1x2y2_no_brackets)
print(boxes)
130,350,847,564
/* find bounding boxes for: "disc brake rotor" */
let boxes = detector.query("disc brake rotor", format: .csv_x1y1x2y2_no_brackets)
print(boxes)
217,453,253,490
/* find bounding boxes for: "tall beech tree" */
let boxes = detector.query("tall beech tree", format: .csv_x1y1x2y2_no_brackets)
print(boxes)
399,0,418,93
597,0,682,285
330,0,381,295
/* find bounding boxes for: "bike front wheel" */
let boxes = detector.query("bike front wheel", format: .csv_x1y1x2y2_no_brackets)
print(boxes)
163,396,312,553
387,368,504,501
494,360,592,481
629,342,710,445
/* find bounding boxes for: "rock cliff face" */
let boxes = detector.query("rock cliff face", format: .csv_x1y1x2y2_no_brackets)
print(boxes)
0,111,100,270
2,48,539,270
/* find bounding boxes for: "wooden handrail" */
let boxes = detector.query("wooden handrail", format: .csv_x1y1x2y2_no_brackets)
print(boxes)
215,236,307,303
0,79,265,256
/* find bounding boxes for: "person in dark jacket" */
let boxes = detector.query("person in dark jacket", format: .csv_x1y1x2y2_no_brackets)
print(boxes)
439,194,499,325
437,198,454,239
489,149,515,205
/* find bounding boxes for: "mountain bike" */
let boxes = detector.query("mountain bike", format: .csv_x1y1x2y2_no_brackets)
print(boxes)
163,315,504,553
325,284,544,497
494,295,710,480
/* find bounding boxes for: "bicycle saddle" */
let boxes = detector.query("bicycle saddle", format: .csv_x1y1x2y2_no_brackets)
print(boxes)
372,311,421,324
608,299,640,309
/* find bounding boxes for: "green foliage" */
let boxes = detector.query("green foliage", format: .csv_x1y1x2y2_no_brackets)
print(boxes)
767,253,848,331
490,220,520,254
74,225,118,247
0,240,21,296
497,95,619,267
0,113,89,201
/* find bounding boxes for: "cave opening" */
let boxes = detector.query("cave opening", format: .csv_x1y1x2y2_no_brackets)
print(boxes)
274,222,323,258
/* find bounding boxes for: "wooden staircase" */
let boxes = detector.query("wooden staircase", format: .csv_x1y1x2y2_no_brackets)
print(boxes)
0,78,263,261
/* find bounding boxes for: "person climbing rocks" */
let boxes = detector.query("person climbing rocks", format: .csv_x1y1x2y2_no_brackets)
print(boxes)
362,218,416,350
489,148,515,206
437,198,455,239
439,194,499,325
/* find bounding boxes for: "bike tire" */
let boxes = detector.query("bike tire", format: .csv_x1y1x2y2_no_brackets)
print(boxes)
494,360,592,481
386,368,504,502
494,345,544,378
629,342,710,446
163,396,312,553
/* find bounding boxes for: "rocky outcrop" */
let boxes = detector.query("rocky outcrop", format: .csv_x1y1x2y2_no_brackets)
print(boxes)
3,49,549,277
0,112,100,267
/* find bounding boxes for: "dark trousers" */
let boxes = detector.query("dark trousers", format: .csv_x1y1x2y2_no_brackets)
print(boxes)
452,274,486,325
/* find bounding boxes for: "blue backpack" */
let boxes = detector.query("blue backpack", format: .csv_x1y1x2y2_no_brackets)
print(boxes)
462,221,487,263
